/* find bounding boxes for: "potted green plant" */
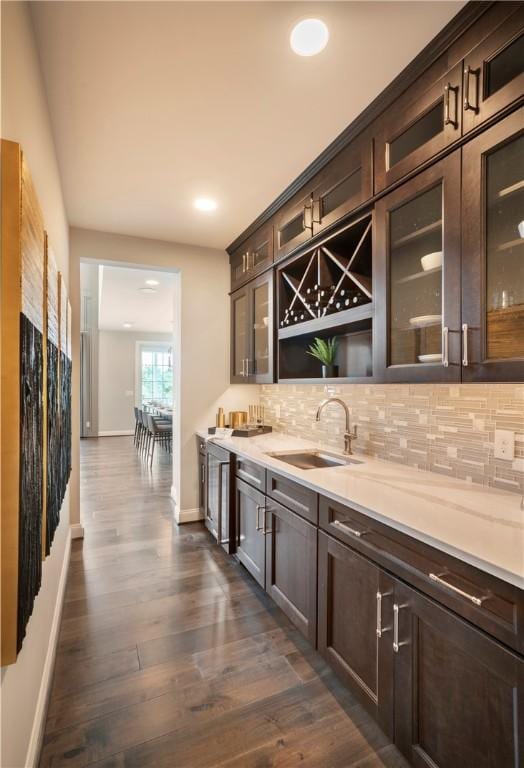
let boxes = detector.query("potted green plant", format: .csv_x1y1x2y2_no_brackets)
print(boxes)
307,336,339,378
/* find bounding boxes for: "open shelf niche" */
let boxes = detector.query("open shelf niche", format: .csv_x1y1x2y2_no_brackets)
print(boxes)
277,213,374,382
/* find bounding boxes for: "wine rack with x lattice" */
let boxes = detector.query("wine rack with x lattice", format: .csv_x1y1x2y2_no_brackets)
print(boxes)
278,213,372,331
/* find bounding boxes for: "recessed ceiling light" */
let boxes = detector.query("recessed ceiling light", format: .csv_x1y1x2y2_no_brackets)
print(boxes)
145,279,159,286
194,197,217,212
123,322,133,329
290,19,329,57
139,287,158,294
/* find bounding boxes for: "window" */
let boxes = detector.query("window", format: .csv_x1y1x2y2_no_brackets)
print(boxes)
138,344,173,407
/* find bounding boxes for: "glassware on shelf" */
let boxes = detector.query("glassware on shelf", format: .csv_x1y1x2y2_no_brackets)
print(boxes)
389,184,444,366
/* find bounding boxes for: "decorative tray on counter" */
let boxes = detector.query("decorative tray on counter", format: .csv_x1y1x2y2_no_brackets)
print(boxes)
207,426,273,438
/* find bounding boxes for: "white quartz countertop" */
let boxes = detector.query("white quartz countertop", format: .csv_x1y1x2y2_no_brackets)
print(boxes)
197,430,524,588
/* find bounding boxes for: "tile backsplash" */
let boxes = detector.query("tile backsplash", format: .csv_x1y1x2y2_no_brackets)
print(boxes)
260,383,524,494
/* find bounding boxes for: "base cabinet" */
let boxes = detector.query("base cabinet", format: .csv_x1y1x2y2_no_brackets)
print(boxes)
235,478,266,587
394,581,523,768
318,531,395,737
319,530,523,768
266,500,317,646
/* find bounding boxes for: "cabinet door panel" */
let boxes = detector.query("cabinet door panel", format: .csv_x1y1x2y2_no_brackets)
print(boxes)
462,107,524,381
250,271,274,384
230,287,250,383
230,245,250,291
394,581,523,768
235,478,265,587
265,500,317,646
198,451,206,517
318,532,395,737
375,151,462,382
463,6,524,134
274,192,313,262
311,134,373,235
375,62,462,192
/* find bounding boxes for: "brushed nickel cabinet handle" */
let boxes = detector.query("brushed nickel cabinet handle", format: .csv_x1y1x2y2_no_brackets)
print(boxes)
332,519,369,538
255,504,265,532
393,603,408,652
462,323,469,366
444,83,458,128
376,592,383,637
429,571,487,607
463,65,479,112
442,326,449,367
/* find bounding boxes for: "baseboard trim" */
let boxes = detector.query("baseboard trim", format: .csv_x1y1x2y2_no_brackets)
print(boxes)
176,507,204,524
70,522,85,540
25,528,71,768
97,430,134,437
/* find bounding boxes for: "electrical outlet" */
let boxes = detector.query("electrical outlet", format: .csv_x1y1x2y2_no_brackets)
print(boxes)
494,429,515,460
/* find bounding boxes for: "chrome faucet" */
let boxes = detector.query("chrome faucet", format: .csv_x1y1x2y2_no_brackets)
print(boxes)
316,397,358,455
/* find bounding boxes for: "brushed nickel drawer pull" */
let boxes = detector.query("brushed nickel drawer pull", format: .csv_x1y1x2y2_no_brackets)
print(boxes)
429,571,487,607
442,326,449,367
444,83,458,128
463,65,479,113
332,519,369,538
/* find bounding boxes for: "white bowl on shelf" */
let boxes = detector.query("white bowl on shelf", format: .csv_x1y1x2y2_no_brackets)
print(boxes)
418,353,442,363
409,314,442,328
420,251,443,271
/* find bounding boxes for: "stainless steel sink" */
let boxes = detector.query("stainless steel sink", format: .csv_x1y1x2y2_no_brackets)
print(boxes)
265,450,363,470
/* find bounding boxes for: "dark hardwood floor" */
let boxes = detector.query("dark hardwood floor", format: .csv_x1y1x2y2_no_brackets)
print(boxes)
40,436,407,768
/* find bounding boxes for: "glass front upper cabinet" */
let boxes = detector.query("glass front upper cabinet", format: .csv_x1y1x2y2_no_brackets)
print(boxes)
462,7,524,134
250,272,273,384
462,108,524,381
375,152,461,382
231,288,249,382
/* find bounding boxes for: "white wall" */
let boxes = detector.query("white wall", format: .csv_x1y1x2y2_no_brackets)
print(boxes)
70,227,257,515
98,330,172,433
1,3,71,766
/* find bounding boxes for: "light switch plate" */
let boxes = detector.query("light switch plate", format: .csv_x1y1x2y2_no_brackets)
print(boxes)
494,429,515,460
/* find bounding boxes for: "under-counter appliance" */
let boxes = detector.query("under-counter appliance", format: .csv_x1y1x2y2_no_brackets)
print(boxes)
206,441,233,553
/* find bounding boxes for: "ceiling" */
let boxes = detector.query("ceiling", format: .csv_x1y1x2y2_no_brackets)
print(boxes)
31,1,464,250
98,265,175,333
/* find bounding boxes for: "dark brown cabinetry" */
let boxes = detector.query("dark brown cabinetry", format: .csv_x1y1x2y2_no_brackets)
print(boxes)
274,135,373,263
375,151,462,382
393,580,523,768
230,222,273,291
374,62,463,192
462,107,524,381
235,477,266,587
265,499,317,646
205,442,231,551
230,270,274,384
462,6,524,134
318,531,394,736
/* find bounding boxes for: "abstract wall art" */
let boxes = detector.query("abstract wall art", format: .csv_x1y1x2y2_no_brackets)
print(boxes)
1,140,72,665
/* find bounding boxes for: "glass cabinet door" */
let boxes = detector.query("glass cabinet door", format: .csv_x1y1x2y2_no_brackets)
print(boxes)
231,288,249,382
375,152,461,382
462,7,524,134
250,272,274,384
462,108,524,381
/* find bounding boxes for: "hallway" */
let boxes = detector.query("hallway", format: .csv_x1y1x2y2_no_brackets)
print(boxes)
40,437,406,768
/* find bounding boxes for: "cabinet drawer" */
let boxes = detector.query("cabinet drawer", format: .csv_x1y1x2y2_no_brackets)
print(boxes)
319,495,523,653
235,455,266,491
266,471,318,524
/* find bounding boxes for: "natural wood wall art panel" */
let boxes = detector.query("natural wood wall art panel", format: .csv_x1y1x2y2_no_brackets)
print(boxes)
1,140,73,664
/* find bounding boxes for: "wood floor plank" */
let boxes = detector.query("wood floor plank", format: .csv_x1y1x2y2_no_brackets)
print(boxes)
40,437,407,768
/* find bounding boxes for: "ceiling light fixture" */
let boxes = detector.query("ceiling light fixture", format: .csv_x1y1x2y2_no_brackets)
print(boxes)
145,279,160,286
194,196,217,212
139,287,158,294
123,322,133,329
290,18,329,57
